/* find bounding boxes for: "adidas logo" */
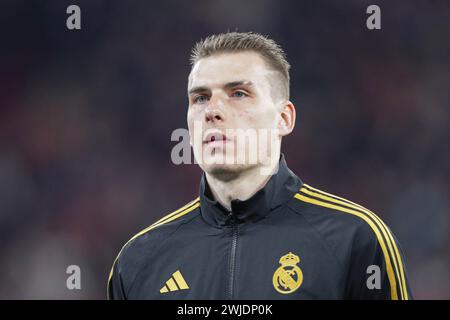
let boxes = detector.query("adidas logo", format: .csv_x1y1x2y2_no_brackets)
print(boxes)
160,270,189,293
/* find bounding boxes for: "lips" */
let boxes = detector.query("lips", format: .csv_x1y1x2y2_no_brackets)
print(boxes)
203,130,228,144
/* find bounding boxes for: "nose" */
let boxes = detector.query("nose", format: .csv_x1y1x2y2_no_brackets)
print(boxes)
205,108,224,124
204,96,225,124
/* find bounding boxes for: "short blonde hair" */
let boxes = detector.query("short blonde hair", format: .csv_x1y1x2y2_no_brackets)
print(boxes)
190,32,290,100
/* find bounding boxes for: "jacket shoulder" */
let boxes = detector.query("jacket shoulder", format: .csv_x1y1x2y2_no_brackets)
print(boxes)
107,197,201,293
287,183,395,266
289,183,384,234
122,197,200,252
289,183,410,300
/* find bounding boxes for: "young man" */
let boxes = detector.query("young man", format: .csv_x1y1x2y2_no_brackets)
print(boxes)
108,32,412,299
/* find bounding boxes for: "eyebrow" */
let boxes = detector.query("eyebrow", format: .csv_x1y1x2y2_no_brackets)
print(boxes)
188,81,253,95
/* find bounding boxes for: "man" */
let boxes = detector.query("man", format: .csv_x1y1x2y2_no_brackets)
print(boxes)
108,32,412,299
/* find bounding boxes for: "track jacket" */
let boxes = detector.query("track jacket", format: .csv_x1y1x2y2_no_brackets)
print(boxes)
108,154,412,299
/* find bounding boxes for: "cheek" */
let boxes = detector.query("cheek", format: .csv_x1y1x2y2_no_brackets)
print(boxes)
186,112,192,131
187,111,197,140
187,109,204,144
237,110,254,121
238,109,276,129
235,111,257,130
187,108,200,128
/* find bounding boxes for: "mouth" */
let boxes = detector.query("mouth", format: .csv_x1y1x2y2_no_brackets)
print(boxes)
203,130,229,145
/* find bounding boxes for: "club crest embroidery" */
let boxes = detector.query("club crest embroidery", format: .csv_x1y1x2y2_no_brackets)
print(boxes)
272,252,303,294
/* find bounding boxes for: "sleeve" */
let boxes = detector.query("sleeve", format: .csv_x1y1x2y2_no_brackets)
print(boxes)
345,221,413,300
107,257,127,300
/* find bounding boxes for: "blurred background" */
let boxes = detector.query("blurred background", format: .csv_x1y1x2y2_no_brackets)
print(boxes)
0,0,449,299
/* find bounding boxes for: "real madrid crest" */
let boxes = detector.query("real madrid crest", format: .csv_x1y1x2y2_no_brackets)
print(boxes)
272,252,303,294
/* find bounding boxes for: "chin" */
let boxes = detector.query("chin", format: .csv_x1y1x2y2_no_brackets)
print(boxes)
201,156,258,180
194,145,268,175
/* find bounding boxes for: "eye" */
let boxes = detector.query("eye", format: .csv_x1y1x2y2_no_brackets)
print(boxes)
194,95,208,104
231,90,248,98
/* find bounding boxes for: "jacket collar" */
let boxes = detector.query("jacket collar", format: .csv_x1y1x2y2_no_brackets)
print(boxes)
199,153,303,228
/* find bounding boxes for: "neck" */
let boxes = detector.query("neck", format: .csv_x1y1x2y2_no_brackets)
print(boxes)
205,159,279,211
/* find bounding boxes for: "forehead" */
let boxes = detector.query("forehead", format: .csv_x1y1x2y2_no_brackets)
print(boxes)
188,51,272,89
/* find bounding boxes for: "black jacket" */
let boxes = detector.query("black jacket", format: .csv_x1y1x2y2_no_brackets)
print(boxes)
108,154,412,299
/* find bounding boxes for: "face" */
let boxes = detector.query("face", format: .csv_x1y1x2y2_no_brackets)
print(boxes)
187,51,292,177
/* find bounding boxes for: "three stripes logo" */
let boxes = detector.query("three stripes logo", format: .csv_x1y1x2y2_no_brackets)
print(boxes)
160,270,189,294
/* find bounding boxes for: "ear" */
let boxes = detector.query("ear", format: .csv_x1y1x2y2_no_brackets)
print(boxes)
277,100,296,137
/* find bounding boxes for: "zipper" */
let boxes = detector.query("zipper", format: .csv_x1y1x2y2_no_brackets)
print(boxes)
228,211,239,300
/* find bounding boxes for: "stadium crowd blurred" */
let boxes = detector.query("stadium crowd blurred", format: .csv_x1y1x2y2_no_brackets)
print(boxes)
0,0,449,298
